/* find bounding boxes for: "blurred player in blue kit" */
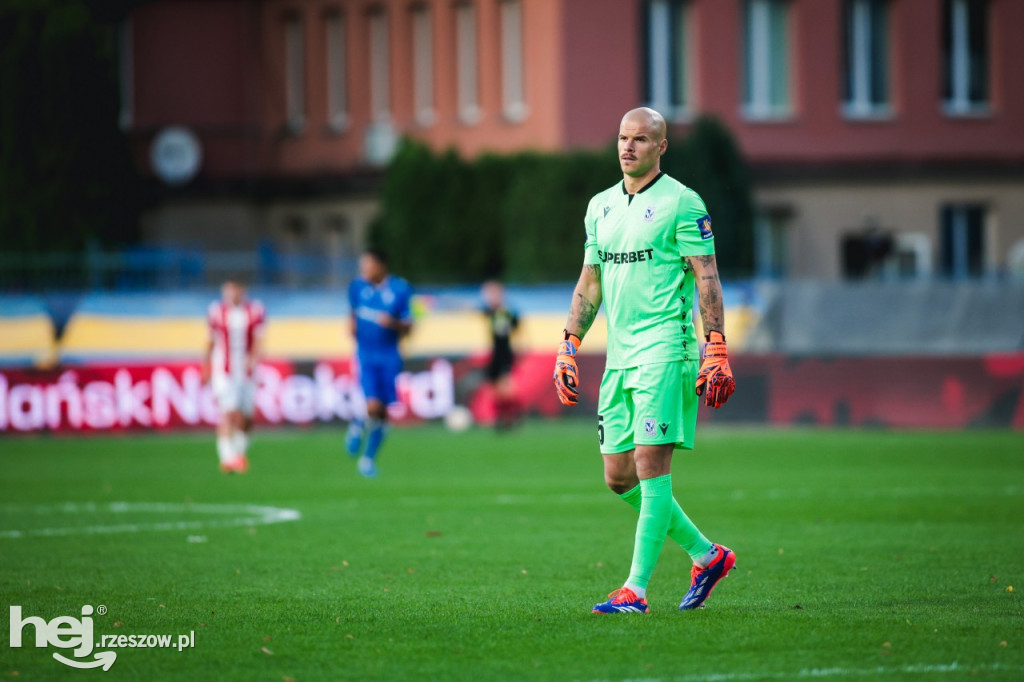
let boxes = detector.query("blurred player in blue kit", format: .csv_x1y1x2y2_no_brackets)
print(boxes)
346,248,414,477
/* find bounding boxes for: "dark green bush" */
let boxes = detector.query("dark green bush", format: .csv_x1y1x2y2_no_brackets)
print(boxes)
372,116,754,283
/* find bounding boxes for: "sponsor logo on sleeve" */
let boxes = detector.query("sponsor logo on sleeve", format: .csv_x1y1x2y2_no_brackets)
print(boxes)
697,215,714,240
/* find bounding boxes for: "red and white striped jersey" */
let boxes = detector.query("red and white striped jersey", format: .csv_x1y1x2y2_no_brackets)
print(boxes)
207,299,266,378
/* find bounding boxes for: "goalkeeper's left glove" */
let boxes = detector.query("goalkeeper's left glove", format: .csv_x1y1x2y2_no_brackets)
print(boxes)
553,332,581,407
696,331,735,409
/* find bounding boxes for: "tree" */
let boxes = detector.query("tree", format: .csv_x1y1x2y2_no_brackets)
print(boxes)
371,117,755,282
662,116,756,276
0,0,143,253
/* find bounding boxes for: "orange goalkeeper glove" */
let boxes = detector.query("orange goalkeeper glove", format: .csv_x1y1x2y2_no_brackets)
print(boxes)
553,332,581,406
696,331,735,409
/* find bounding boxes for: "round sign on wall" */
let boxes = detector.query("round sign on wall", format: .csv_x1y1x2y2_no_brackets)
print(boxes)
150,126,202,186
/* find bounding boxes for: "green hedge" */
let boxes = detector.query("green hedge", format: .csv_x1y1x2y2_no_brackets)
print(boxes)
371,116,754,283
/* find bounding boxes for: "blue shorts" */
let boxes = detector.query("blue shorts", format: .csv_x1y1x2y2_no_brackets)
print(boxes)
357,354,402,404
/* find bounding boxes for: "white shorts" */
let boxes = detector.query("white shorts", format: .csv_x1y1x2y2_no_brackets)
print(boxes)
212,374,256,416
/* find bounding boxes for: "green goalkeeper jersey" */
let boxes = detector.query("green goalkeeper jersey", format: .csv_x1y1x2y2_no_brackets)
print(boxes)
583,172,716,369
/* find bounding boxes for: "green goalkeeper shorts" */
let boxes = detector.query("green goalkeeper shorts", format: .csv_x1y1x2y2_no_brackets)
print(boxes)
596,360,698,454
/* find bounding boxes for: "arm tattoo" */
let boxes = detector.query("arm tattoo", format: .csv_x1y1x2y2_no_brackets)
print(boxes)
686,255,725,336
565,265,602,338
569,293,599,334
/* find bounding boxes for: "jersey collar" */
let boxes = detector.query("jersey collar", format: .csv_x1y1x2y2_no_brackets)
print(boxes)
621,171,664,203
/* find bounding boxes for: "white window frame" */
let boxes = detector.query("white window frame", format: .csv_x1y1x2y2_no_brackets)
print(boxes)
500,0,528,122
843,0,891,119
325,12,349,133
412,5,435,127
455,2,481,125
647,0,693,122
742,0,791,121
943,0,990,117
284,14,306,133
369,8,391,123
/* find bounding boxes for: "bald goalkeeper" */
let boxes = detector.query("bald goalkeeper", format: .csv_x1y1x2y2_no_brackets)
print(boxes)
553,108,738,614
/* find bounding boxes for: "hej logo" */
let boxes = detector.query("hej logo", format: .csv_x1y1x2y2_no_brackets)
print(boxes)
10,605,116,670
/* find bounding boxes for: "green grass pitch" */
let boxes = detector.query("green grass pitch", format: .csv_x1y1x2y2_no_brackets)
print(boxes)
1,422,1021,681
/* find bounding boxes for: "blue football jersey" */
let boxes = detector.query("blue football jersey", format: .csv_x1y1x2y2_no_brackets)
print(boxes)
348,275,413,360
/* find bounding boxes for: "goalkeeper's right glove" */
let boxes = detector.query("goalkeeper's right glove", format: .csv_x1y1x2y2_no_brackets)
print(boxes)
553,332,581,406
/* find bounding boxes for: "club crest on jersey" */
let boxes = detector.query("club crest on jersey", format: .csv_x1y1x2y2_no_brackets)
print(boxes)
644,418,656,436
697,215,714,240
643,206,656,223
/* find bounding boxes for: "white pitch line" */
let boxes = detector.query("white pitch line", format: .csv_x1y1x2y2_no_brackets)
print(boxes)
0,502,301,539
602,661,1023,682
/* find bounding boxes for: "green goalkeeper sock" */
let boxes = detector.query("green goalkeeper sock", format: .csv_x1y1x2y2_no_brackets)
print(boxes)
624,475,674,591
618,483,713,564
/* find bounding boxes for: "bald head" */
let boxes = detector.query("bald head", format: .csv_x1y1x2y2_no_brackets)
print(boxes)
621,107,667,142
618,107,668,189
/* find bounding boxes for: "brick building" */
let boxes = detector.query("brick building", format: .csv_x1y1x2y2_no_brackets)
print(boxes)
123,0,1024,280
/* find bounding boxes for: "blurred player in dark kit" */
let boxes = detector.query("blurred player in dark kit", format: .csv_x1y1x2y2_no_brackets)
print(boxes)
481,280,520,430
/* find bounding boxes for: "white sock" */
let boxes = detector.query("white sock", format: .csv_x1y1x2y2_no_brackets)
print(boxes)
623,583,646,599
232,431,248,457
216,436,234,464
695,544,719,568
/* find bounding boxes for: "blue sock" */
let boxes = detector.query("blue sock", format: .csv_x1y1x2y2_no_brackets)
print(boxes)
346,418,365,456
364,418,386,460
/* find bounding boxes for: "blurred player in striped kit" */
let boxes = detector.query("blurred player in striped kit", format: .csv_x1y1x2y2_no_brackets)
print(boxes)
202,279,265,473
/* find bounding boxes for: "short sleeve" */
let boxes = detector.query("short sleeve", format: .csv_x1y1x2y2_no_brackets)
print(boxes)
206,302,220,340
347,280,359,311
583,196,601,266
675,188,716,257
395,280,413,321
251,301,266,337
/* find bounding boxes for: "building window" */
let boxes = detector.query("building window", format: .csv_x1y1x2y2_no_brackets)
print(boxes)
889,233,932,278
940,204,986,278
755,208,791,279
412,5,435,126
501,0,528,122
500,0,527,122
742,0,791,120
943,0,989,115
455,2,481,125
117,20,133,130
368,8,390,122
646,0,693,120
842,0,890,118
284,13,306,133
325,12,349,132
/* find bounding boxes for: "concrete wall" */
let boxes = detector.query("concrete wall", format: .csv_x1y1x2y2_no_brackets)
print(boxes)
756,179,1024,279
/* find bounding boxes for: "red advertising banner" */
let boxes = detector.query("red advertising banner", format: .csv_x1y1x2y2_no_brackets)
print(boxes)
1,353,1022,433
0,359,458,433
